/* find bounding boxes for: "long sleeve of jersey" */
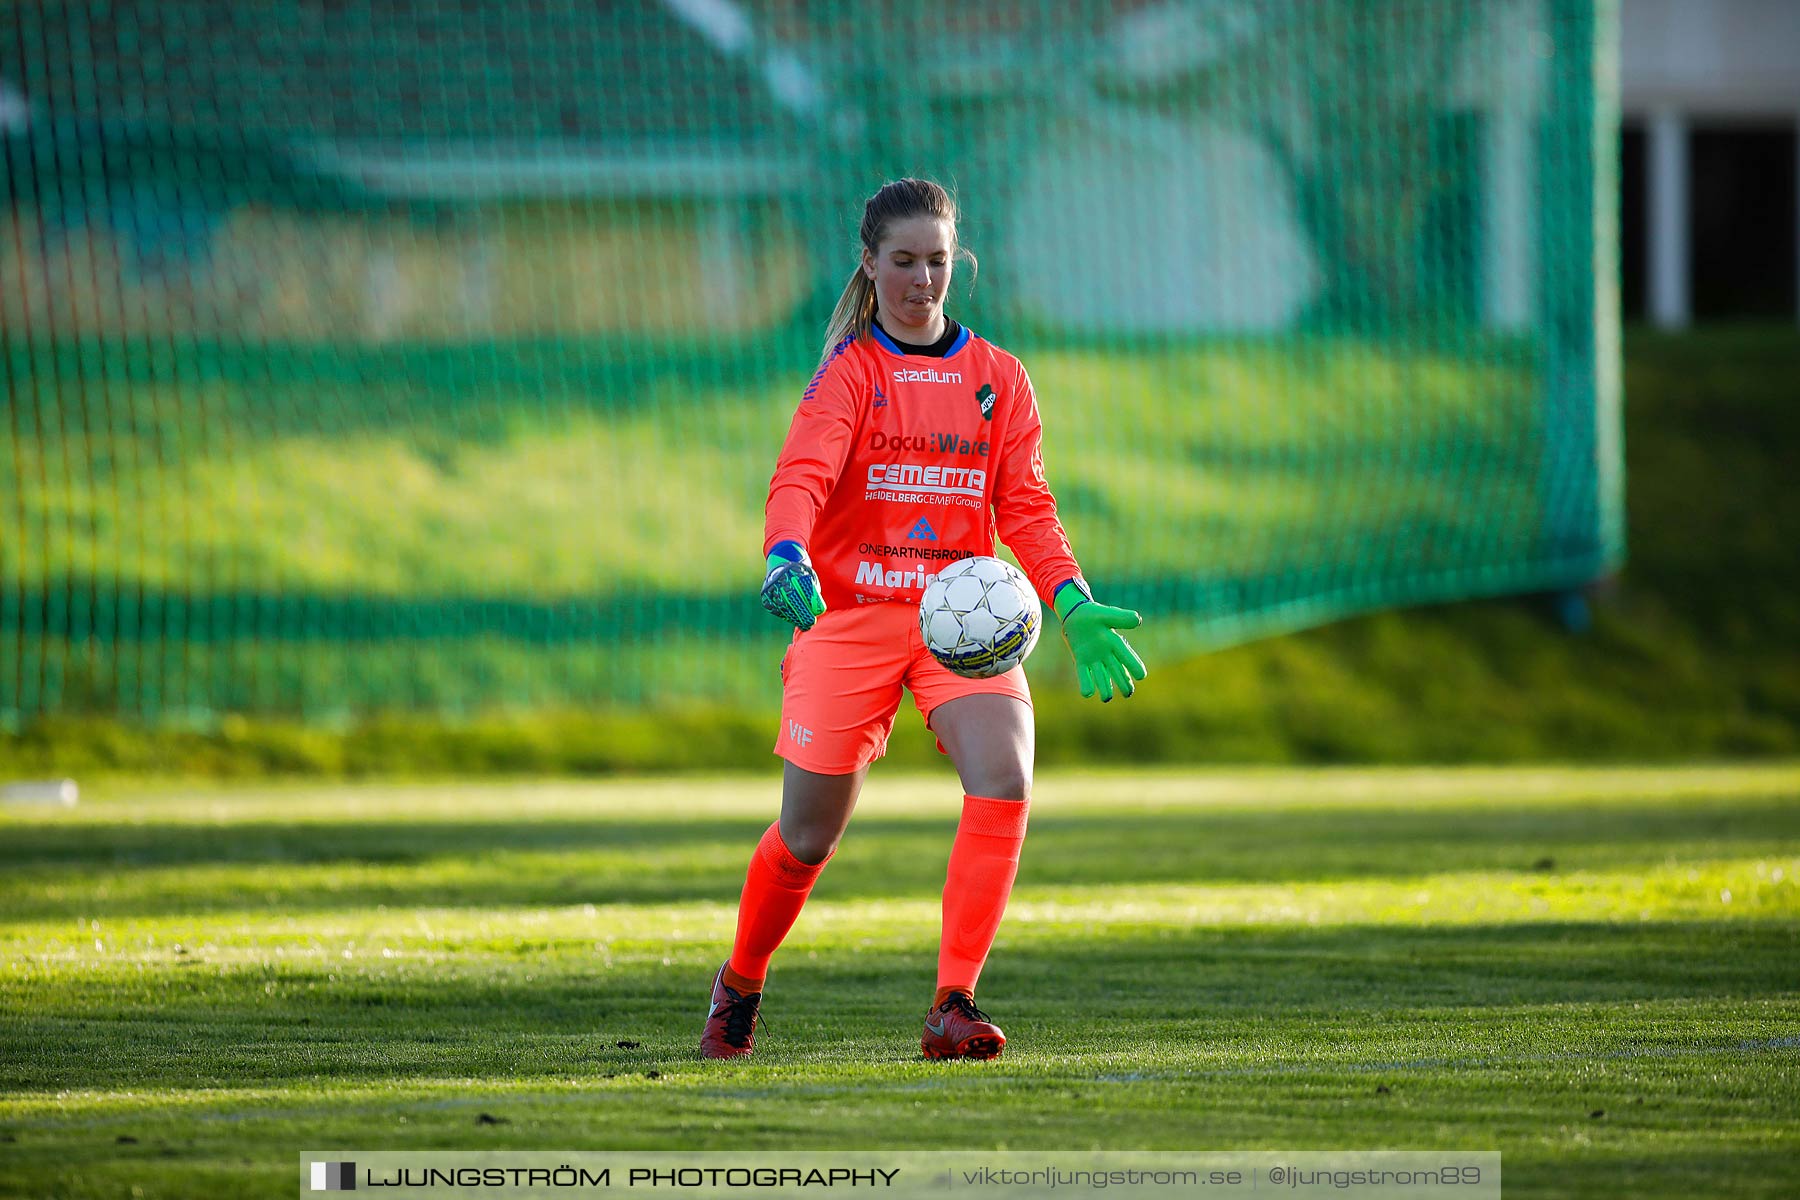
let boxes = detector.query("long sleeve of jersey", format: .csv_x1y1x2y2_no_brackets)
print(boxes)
764,349,860,555
992,362,1083,605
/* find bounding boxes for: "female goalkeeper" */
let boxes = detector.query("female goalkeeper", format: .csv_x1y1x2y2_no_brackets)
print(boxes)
701,178,1145,1061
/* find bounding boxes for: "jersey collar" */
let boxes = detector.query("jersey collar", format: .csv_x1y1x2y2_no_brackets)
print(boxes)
870,321,973,361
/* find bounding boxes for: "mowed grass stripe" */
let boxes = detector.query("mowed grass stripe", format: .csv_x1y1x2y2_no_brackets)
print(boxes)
11,763,1797,823
1,766,1796,1199
5,856,1799,957
4,765,1796,912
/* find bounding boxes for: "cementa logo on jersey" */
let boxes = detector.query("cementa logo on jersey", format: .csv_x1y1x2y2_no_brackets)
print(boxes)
863,462,987,509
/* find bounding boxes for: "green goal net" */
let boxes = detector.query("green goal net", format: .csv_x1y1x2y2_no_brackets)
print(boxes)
0,0,1621,722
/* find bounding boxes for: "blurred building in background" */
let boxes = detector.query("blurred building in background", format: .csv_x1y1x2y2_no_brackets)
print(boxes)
1621,0,1800,326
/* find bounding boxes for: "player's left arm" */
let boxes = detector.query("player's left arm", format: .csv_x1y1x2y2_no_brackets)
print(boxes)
992,363,1147,701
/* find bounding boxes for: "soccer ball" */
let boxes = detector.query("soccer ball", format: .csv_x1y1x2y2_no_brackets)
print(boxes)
918,556,1042,679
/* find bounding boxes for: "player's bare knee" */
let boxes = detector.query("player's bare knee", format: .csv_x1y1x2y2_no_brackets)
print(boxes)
967,766,1031,802
780,823,840,865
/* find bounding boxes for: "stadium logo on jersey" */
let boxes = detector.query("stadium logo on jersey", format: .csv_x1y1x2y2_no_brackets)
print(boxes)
867,430,989,457
872,382,887,409
976,383,997,420
908,517,938,542
894,368,963,384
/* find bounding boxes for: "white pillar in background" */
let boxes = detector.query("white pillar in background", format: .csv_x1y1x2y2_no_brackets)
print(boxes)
1480,0,1542,331
1484,103,1535,330
700,199,741,328
1647,106,1690,329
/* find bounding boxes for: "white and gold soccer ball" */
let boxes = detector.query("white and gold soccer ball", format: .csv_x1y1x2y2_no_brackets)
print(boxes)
918,556,1042,679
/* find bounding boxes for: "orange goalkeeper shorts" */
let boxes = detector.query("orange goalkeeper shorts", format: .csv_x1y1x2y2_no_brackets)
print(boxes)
774,601,1033,776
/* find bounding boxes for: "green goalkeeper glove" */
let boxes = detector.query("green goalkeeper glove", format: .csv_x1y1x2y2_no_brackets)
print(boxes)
761,540,827,631
1053,579,1146,702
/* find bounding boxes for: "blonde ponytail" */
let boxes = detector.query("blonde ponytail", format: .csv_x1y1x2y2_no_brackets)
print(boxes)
820,267,877,363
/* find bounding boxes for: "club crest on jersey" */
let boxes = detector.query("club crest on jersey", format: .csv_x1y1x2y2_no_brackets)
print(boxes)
976,383,997,420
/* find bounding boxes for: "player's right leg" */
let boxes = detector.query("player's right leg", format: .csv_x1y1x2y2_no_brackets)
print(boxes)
701,607,906,1059
700,763,866,1059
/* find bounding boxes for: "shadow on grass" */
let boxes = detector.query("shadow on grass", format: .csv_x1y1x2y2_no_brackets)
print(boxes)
4,921,1797,1095
3,792,1798,919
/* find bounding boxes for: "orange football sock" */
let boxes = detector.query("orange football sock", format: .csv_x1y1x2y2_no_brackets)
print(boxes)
722,963,764,995
937,794,1030,998
727,820,831,990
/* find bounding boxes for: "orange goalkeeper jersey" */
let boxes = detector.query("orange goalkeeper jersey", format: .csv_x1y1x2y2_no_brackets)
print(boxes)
764,324,1082,610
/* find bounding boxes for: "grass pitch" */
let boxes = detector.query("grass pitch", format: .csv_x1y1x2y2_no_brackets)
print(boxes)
2,764,1797,1198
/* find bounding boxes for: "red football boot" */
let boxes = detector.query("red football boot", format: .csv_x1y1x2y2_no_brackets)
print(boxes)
699,964,762,1060
920,992,1005,1060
